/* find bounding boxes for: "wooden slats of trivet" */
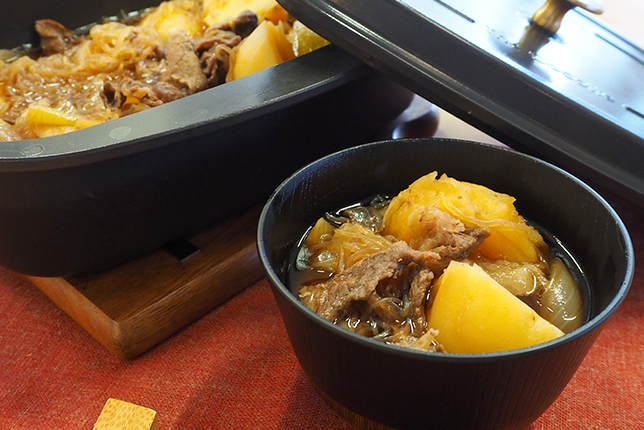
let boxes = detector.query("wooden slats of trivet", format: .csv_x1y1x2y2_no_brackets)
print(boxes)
26,206,264,360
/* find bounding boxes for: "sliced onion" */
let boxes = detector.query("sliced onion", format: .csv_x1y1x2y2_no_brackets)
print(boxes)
473,258,547,297
365,296,406,318
539,258,584,333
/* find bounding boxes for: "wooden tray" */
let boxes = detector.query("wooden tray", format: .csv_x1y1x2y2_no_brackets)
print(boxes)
26,206,264,360
23,97,440,360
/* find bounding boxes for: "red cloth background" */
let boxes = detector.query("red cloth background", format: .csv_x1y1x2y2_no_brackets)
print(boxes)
2,1,643,429
0,197,642,429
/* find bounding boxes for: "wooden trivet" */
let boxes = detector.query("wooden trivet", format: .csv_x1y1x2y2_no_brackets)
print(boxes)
23,97,441,360
26,206,264,360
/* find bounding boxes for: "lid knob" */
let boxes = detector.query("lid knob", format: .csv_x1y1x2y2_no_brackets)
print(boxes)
531,0,605,34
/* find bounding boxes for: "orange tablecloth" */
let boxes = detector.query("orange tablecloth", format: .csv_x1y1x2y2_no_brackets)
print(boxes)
0,195,642,429
2,3,643,428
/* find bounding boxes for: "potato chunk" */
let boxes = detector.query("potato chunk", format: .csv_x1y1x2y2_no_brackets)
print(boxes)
289,21,330,56
203,0,289,26
382,172,546,263
20,103,101,138
231,20,293,80
140,1,203,40
426,261,564,353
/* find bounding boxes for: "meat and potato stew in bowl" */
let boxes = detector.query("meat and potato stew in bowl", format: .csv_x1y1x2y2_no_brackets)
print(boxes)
257,138,633,430
291,171,586,355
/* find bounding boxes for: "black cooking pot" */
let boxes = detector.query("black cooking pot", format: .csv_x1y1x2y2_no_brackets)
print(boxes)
0,1,413,276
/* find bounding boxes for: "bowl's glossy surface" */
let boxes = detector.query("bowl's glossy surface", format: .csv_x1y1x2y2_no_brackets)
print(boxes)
0,0,413,276
257,138,634,430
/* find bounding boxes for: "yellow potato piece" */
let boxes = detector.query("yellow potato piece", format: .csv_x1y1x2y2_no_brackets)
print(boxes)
382,172,545,263
231,20,293,80
289,21,330,56
427,261,564,354
25,104,76,127
306,221,393,274
203,0,289,26
22,104,103,138
140,1,203,40
305,217,336,248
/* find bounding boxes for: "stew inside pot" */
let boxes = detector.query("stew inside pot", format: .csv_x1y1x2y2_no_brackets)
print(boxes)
0,0,328,141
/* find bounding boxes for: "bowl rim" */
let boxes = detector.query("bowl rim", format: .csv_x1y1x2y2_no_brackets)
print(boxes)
257,137,635,361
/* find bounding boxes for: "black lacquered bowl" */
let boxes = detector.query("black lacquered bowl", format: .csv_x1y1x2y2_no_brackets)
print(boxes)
257,138,634,430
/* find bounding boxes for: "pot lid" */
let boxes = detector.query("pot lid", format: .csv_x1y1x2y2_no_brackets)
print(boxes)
278,0,644,205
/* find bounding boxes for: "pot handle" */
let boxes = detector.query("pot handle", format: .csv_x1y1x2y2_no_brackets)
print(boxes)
531,0,605,34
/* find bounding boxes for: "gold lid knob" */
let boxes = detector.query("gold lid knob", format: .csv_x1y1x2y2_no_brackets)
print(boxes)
531,0,605,34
